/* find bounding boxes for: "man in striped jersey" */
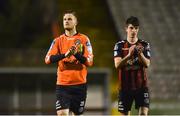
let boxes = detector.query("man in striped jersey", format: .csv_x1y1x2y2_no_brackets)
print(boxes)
114,16,151,115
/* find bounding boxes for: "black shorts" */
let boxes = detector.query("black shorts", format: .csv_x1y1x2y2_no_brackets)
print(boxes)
56,84,87,115
118,88,150,113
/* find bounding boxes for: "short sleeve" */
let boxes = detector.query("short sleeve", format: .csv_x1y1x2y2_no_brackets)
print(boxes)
45,38,59,64
114,41,123,58
143,42,151,59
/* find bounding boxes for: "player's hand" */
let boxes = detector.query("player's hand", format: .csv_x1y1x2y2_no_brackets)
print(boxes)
128,45,136,57
135,45,144,54
70,46,77,55
65,46,77,57
65,49,72,58
76,44,83,54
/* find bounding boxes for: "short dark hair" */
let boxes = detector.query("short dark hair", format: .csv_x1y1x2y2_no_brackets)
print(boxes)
126,16,139,27
63,10,78,20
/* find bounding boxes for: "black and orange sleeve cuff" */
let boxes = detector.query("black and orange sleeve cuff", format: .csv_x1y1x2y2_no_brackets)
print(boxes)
50,54,65,63
74,53,87,64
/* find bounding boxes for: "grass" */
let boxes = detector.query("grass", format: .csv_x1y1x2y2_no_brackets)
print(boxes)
111,100,180,115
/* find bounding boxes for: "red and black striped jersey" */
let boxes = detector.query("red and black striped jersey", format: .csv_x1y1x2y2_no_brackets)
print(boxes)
114,39,151,90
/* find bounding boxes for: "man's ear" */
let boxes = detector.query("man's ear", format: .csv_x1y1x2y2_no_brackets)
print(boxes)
76,18,78,25
76,20,78,26
125,27,128,32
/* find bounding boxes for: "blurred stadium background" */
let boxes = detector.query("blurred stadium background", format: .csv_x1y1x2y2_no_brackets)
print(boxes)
0,0,180,115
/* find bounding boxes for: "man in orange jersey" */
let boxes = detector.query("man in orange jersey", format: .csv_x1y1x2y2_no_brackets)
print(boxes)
45,10,93,115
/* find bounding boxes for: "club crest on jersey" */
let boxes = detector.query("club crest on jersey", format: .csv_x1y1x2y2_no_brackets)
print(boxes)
74,39,81,46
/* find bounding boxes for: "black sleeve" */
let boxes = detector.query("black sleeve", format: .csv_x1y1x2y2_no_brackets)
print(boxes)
50,54,65,63
74,53,87,64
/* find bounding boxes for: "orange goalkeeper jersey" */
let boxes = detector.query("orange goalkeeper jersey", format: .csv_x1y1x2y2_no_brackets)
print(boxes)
45,33,93,85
